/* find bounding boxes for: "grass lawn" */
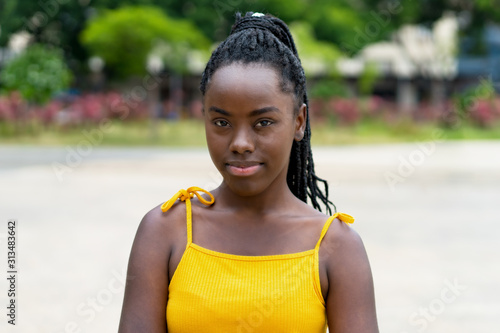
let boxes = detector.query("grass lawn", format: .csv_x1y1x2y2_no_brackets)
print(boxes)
1,119,499,146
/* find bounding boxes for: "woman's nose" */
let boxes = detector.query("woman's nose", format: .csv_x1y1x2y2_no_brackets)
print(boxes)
229,126,255,154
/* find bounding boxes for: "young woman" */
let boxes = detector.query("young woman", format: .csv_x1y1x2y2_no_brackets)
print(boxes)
119,12,378,333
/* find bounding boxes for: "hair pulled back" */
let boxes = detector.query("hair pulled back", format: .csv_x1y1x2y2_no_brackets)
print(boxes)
200,12,335,214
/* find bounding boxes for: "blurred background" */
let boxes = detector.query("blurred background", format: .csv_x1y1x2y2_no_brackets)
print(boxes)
0,1,499,332
1,0,500,141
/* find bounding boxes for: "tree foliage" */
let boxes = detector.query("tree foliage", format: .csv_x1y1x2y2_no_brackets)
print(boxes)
0,0,19,46
80,6,210,78
2,0,499,78
0,44,72,104
289,21,342,76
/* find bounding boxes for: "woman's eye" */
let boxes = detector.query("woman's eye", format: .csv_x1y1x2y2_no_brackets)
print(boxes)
256,120,273,127
214,120,229,127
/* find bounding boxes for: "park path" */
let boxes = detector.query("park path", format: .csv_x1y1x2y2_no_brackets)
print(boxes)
0,141,499,332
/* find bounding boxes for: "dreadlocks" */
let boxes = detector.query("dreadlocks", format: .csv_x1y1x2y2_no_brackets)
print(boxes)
200,12,335,214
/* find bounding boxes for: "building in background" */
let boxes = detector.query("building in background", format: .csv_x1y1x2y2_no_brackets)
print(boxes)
337,12,499,114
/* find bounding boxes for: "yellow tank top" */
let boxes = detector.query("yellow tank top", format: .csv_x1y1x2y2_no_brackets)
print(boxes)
161,187,354,332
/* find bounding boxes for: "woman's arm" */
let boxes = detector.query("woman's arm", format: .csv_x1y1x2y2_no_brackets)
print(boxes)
324,221,379,333
118,208,171,333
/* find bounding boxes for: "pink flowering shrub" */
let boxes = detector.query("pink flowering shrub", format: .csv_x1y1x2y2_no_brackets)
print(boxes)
0,91,150,133
468,99,500,128
328,98,360,125
309,96,388,126
0,92,24,122
1,90,499,134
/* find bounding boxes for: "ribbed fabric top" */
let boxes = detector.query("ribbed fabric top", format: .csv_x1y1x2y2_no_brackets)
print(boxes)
161,187,354,332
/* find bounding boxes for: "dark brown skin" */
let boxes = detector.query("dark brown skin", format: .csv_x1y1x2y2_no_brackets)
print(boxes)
118,63,379,332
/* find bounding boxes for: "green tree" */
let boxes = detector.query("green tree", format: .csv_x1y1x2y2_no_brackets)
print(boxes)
289,21,342,76
2,0,498,80
0,0,89,71
0,44,72,104
358,62,380,96
80,6,210,78
364,0,500,55
0,0,18,46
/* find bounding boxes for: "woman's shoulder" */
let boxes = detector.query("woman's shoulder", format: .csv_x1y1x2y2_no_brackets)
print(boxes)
318,212,370,281
320,212,362,253
142,199,185,224
137,198,186,248
321,213,377,331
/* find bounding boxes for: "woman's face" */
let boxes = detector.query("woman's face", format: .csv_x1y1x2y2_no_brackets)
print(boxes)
203,63,306,197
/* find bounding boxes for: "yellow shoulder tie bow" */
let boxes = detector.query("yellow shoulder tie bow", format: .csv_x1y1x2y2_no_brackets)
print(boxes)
161,186,215,212
335,212,354,224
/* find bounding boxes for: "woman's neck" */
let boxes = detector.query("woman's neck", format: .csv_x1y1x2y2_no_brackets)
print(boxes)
212,180,301,218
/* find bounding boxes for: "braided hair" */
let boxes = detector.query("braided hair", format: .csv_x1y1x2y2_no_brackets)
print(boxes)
200,12,335,214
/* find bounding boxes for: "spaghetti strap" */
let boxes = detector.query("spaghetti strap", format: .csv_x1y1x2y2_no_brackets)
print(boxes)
161,187,214,246
312,212,355,304
314,212,354,252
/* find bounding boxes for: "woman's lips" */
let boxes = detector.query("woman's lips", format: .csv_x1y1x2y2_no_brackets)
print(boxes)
226,163,262,176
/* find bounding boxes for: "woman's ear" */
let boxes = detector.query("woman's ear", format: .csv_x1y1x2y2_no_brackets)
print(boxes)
294,103,307,141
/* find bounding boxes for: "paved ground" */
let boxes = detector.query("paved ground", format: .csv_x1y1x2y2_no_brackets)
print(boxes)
0,141,499,333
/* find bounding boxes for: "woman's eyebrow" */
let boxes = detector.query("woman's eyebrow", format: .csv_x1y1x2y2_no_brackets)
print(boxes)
208,106,280,116
249,106,280,116
208,106,230,115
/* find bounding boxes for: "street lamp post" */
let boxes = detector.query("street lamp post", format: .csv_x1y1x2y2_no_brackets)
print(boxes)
88,56,105,92
146,55,164,141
